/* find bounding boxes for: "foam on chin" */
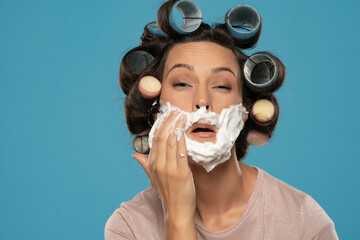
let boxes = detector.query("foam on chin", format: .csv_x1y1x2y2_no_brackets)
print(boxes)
148,101,247,172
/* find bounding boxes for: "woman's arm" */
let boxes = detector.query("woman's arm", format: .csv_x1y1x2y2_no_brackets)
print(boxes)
165,213,197,240
133,112,197,240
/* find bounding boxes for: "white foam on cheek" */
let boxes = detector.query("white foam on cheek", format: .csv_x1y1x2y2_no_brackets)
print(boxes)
148,101,247,172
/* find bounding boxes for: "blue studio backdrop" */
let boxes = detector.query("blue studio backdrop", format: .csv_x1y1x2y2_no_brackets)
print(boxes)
0,0,359,239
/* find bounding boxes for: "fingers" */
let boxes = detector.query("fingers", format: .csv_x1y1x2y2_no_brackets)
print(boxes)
167,114,187,169
147,109,189,186
138,76,161,99
144,111,195,212
155,111,180,169
148,127,158,170
176,115,189,170
146,112,178,190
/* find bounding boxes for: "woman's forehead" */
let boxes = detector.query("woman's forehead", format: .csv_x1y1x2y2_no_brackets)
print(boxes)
164,42,240,73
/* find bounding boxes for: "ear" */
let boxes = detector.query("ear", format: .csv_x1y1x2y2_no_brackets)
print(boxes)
244,113,249,122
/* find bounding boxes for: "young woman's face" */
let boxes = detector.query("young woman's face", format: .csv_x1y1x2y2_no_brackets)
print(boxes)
161,41,243,114
160,41,244,142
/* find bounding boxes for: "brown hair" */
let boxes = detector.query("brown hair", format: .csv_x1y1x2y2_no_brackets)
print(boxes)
119,0,286,160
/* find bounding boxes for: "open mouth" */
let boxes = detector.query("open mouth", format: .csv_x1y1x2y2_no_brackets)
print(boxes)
189,123,217,138
192,128,214,133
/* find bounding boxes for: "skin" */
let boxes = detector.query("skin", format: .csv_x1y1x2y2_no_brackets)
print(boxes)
133,41,258,239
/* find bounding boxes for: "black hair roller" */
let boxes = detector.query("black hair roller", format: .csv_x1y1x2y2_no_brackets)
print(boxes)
243,52,285,94
119,49,155,95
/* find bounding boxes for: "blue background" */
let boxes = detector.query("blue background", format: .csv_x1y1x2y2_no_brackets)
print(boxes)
0,0,359,239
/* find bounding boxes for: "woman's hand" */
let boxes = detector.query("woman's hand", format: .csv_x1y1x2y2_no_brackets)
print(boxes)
132,111,197,240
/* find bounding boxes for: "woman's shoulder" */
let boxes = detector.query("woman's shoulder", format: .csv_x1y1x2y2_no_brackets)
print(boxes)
255,167,338,239
257,166,329,214
258,167,310,201
104,187,165,239
119,186,162,214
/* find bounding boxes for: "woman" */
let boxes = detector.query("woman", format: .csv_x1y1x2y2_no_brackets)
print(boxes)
105,1,338,239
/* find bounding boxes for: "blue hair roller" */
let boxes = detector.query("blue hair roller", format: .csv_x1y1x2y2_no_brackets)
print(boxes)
226,5,261,40
244,53,278,88
146,22,167,37
169,0,202,35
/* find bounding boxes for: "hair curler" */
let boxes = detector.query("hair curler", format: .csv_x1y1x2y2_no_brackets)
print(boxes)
168,0,202,34
125,50,154,74
244,53,279,93
251,99,276,123
145,22,167,37
246,130,269,146
138,76,161,99
133,135,150,154
226,5,262,40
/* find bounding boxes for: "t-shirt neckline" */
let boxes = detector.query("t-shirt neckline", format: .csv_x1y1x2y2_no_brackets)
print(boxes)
194,166,263,235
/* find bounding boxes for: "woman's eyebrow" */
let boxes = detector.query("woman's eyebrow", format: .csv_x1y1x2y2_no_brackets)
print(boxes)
166,64,237,78
212,67,237,78
166,63,194,77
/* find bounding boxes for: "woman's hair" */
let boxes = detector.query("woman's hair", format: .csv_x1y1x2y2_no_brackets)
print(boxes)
119,0,286,160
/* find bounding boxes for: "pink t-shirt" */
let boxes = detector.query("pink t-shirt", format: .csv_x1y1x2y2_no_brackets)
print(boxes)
104,166,338,239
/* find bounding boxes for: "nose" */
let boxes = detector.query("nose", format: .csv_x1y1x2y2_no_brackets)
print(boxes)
193,84,211,112
196,104,209,110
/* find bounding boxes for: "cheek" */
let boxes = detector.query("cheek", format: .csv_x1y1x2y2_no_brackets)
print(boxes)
159,82,172,102
212,91,243,106
159,85,175,102
159,88,193,112
206,95,241,116
231,89,243,106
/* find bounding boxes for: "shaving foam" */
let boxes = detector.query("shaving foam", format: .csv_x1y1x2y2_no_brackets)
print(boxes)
148,101,247,172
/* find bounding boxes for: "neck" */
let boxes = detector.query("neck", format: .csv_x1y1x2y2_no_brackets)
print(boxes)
190,148,254,222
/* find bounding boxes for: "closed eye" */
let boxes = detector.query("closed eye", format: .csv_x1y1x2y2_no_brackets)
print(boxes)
173,82,191,88
215,85,231,90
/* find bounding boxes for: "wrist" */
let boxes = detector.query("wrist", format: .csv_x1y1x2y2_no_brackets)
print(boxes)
168,215,195,229
168,217,197,240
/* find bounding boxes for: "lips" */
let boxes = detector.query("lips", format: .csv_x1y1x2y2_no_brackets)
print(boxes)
189,122,217,138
